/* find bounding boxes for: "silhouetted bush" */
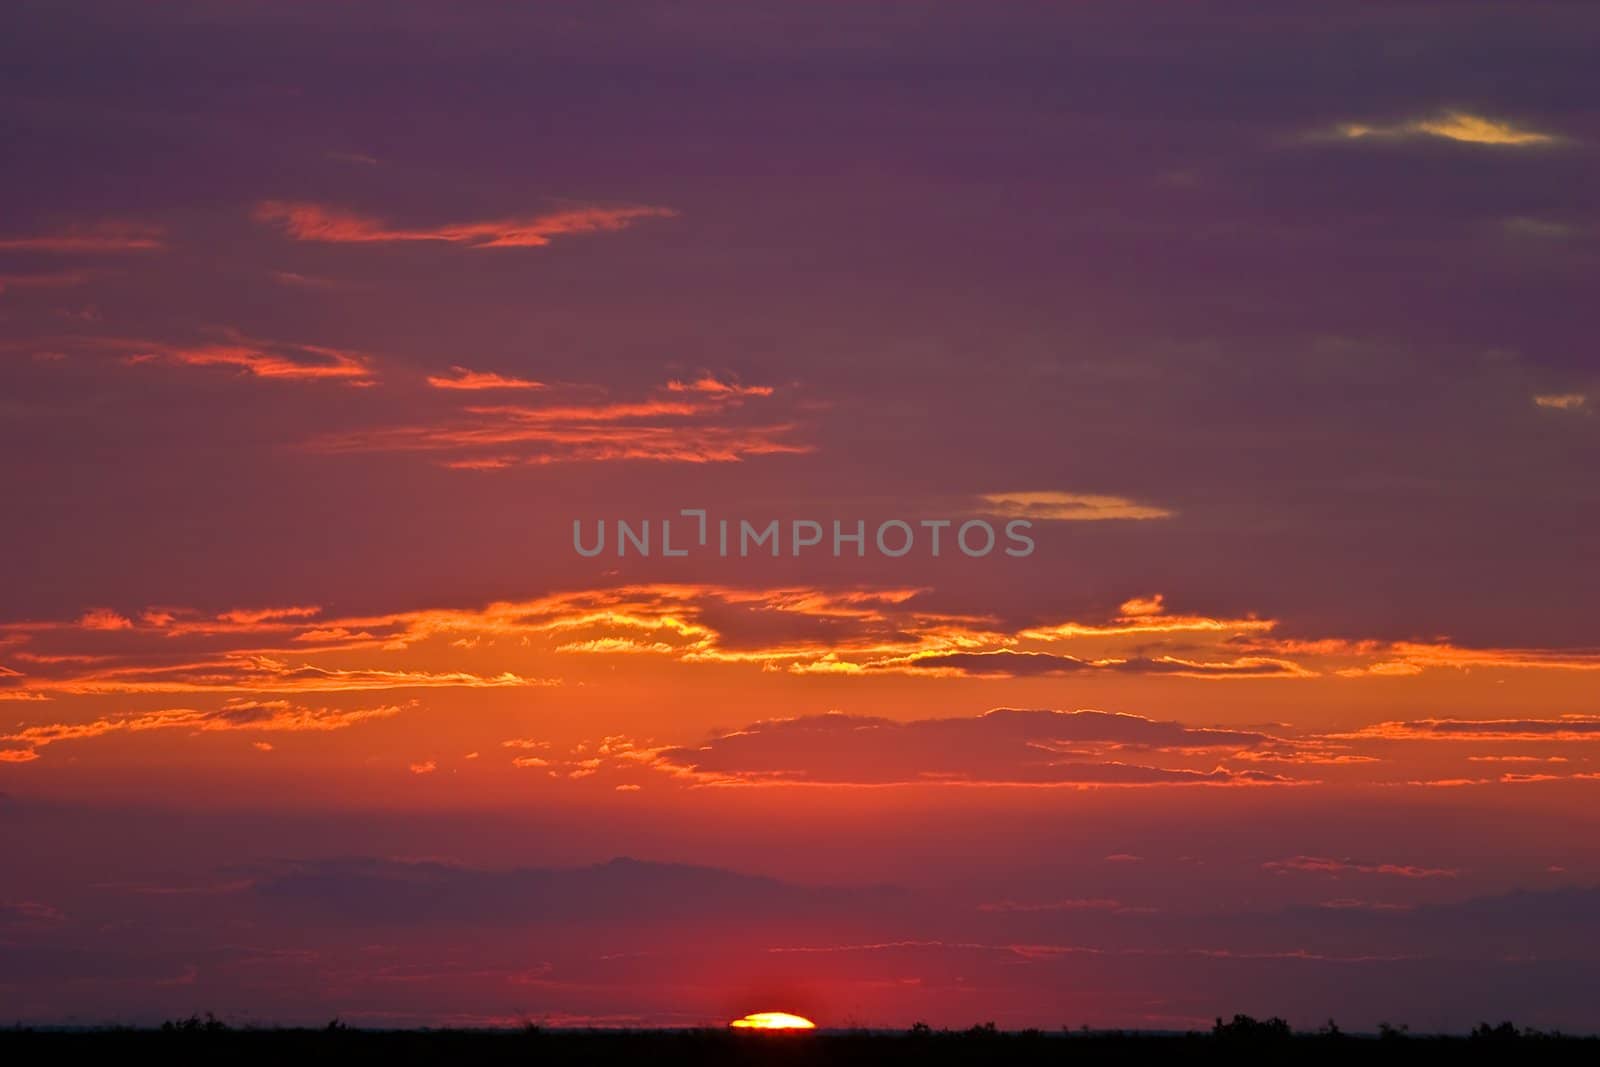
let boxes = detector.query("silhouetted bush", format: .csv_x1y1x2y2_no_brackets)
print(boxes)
1212,1014,1291,1041
161,1012,229,1033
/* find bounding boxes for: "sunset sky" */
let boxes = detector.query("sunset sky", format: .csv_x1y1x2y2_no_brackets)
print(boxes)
3,1,1599,1033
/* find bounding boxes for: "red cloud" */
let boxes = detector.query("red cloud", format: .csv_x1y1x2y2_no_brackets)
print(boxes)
0,221,164,253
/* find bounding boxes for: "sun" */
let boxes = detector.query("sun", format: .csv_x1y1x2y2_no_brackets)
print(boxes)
729,1011,817,1031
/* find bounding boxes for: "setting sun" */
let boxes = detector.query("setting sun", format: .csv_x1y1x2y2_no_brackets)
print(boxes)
729,1012,818,1031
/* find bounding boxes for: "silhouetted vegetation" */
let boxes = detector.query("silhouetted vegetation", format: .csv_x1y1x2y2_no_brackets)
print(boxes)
1379,1021,1410,1041
1212,1014,1292,1041
159,1012,230,1033
2,1015,1596,1065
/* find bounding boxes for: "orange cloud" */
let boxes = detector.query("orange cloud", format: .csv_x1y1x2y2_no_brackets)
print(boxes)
0,699,404,761
215,606,323,626
665,376,774,397
1118,595,1165,617
1534,393,1587,412
426,366,545,391
117,332,375,384
78,609,133,631
0,221,164,252
253,201,676,248
1020,605,1276,641
1329,111,1559,147
978,491,1173,522
1378,642,1600,672
310,381,804,466
1334,717,1600,743
33,662,545,698
890,648,1311,679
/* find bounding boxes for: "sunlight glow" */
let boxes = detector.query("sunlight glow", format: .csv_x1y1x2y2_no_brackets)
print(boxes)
729,1011,817,1031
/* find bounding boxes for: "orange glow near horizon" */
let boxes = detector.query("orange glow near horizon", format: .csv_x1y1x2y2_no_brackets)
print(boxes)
729,1012,817,1031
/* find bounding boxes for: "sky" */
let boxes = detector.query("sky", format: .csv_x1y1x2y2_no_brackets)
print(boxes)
2,0,1599,1033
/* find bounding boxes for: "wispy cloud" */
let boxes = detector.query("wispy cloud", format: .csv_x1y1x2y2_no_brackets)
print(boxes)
1334,717,1600,743
1,699,405,761
253,201,676,248
978,491,1173,521
1500,217,1575,240
1263,855,1458,879
78,608,133,631
0,221,164,253
216,606,322,626
898,648,1311,679
978,898,1141,914
665,376,774,398
0,270,92,294
114,331,376,384
426,366,545,391
20,659,545,699
269,270,360,290
1328,110,1560,147
311,380,805,465
1534,393,1587,412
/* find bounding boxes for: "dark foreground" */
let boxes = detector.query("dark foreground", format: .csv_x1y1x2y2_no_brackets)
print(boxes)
3,1025,1597,1066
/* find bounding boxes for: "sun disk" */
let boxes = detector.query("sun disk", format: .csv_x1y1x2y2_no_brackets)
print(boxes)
729,1011,817,1031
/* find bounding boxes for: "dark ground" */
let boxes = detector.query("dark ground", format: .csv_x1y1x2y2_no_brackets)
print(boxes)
2,1023,1597,1066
